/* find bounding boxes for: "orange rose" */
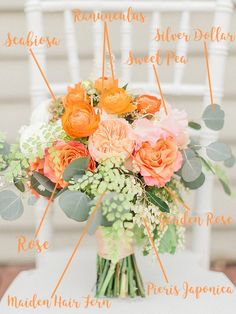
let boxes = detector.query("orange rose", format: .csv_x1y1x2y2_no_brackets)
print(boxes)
29,157,44,174
95,76,118,94
136,95,161,114
99,87,136,115
135,137,182,187
63,83,88,108
62,101,100,138
44,141,96,188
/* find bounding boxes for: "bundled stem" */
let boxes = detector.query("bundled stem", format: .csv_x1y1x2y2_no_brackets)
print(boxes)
96,254,145,298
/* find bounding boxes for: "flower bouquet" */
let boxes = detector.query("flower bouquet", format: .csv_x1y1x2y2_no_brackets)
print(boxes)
0,76,234,298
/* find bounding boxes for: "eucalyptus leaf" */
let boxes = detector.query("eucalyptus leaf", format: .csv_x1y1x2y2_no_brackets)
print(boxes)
189,137,201,150
188,121,201,130
63,157,89,182
14,179,25,193
31,172,56,198
59,190,91,222
224,155,235,168
182,173,205,190
206,142,232,161
181,157,202,182
182,148,196,161
0,142,10,156
202,104,225,130
146,189,169,213
0,190,24,220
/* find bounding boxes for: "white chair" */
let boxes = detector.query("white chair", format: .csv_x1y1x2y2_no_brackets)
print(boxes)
24,0,234,270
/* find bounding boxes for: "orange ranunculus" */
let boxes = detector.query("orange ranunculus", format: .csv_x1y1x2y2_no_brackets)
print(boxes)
99,87,136,115
94,76,118,94
63,83,88,108
136,95,161,114
44,141,96,188
135,137,182,187
62,101,100,138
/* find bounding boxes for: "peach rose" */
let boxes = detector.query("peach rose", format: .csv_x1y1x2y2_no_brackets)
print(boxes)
136,95,161,114
62,101,100,138
88,118,134,162
99,87,136,115
63,83,88,107
135,137,182,187
95,76,118,94
44,141,96,188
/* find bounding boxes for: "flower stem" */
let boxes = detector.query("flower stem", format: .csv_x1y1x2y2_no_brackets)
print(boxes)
131,254,146,297
97,262,115,297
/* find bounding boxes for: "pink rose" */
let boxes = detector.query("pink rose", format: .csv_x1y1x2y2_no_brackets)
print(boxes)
88,118,134,162
132,118,167,149
158,106,190,149
135,136,182,187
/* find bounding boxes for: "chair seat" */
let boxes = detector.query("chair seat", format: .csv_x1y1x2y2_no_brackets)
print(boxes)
1,246,235,314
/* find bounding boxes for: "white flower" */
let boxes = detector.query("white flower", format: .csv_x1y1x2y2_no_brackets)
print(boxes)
30,99,51,125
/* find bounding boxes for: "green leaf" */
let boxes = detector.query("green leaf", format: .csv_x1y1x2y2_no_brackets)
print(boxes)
188,121,201,130
87,193,115,235
14,179,25,193
224,155,235,168
206,142,232,161
159,225,177,254
146,189,169,213
199,156,215,174
122,83,128,90
181,157,202,182
202,104,225,130
59,190,91,222
182,173,205,190
189,137,201,150
0,190,24,220
31,172,57,197
219,179,231,195
63,157,89,182
212,164,232,196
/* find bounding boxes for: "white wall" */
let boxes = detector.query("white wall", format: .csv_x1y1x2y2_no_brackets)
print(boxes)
0,0,235,263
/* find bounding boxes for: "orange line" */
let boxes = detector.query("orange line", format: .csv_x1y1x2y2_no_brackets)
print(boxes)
51,191,106,298
28,48,56,101
101,22,107,95
163,185,190,212
152,64,168,115
34,181,59,239
203,41,214,112
104,21,115,83
143,217,169,283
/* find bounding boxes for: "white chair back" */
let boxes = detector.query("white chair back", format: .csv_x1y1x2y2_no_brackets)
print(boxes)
25,0,235,268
